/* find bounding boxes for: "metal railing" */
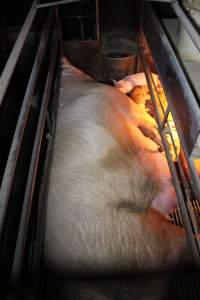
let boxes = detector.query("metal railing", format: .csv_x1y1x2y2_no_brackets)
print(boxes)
0,1,60,299
141,0,200,265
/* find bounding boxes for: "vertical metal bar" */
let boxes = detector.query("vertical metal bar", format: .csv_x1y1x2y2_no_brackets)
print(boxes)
79,16,85,39
95,0,100,48
0,13,52,240
0,0,37,107
8,28,59,298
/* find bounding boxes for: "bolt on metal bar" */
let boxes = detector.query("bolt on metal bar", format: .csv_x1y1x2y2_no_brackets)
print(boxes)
0,0,37,107
36,0,85,8
0,13,53,241
140,48,200,265
8,28,59,297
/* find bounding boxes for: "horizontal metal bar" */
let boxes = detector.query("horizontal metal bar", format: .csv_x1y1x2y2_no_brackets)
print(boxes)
62,14,95,19
140,47,200,265
9,29,59,295
171,1,200,54
36,0,84,8
0,13,52,241
0,0,37,107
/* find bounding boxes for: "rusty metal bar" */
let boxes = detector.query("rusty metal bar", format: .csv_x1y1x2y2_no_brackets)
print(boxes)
0,13,53,241
140,47,200,265
8,28,59,297
0,0,37,107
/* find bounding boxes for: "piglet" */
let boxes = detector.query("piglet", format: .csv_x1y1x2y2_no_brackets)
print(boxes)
114,72,161,94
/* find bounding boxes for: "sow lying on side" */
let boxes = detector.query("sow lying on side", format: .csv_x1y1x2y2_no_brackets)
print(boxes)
44,57,190,276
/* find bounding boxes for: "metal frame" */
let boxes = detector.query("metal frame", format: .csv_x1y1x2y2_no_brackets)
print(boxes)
0,11,53,241
140,48,200,264
8,26,60,299
147,0,200,57
141,1,200,264
0,1,99,297
25,52,62,300
142,1,200,194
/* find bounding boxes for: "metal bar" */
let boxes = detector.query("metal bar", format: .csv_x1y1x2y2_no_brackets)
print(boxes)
25,56,62,300
151,65,200,236
140,48,200,265
8,28,59,296
143,1,200,157
161,106,170,129
0,13,52,240
142,2,200,202
79,16,85,39
36,0,85,8
146,0,200,54
64,15,95,18
170,1,200,54
95,0,100,48
0,0,37,107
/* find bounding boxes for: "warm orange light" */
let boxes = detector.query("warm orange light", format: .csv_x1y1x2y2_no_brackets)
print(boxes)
194,159,200,176
130,82,181,161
